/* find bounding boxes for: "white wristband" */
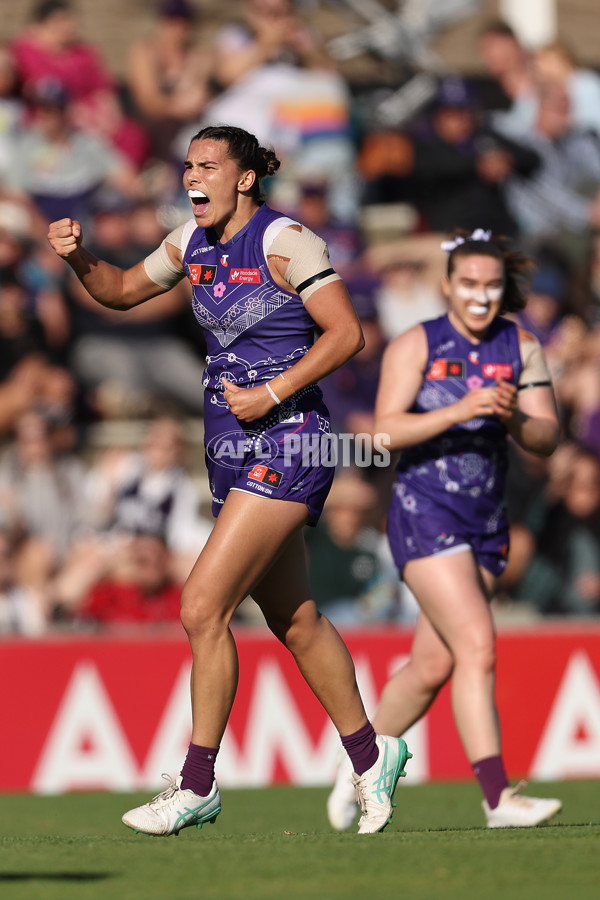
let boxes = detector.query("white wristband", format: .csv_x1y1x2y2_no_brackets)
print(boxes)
265,381,281,404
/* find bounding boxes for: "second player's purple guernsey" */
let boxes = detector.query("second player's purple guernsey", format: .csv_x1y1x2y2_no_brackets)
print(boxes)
395,313,523,532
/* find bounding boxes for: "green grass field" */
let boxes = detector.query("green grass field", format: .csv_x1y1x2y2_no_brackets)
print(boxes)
1,781,598,900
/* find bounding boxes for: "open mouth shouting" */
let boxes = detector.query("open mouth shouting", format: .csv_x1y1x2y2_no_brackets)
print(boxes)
188,190,210,216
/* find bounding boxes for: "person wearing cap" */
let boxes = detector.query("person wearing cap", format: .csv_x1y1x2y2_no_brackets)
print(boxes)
327,227,562,831
515,264,568,347
409,76,539,236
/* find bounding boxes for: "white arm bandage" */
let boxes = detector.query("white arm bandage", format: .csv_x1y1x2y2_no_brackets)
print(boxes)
143,223,186,290
518,331,552,389
268,225,341,302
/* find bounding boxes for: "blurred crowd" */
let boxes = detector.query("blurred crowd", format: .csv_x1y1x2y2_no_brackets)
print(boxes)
1,0,600,636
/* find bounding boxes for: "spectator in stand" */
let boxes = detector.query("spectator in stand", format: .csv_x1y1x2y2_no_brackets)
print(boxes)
533,41,600,136
510,444,600,616
555,322,600,450
374,260,446,343
305,472,403,626
0,223,77,441
125,0,213,166
289,180,363,281
0,197,70,353
10,0,150,167
357,130,416,209
0,355,49,439
500,84,600,259
196,0,357,223
0,527,47,635
409,77,539,237
2,77,142,229
84,416,212,576
212,0,336,90
364,234,447,342
64,193,206,419
513,264,569,348
0,267,48,380
499,438,573,605
570,232,600,327
48,414,212,618
477,19,538,137
0,408,89,601
78,529,183,629
0,44,25,186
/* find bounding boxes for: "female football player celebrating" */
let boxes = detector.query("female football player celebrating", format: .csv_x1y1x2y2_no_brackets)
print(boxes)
48,125,410,836
327,228,561,830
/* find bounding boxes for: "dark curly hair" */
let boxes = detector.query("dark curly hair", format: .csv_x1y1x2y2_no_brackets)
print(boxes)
445,229,536,314
189,125,281,202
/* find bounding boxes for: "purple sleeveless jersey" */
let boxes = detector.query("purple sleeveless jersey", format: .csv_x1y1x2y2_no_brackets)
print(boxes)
387,313,523,577
181,203,334,522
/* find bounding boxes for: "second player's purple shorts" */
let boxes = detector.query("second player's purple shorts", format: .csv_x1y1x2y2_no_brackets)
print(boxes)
386,485,510,578
204,396,335,525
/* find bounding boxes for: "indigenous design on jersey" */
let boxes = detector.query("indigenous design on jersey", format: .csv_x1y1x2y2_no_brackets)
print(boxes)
181,203,332,523
182,204,315,365
394,314,522,536
201,347,311,409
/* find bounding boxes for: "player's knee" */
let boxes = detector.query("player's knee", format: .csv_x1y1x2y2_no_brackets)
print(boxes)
275,606,320,656
456,632,496,675
477,641,497,675
179,586,228,638
415,655,453,692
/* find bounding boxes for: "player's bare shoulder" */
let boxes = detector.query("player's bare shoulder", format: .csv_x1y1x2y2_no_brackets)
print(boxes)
384,323,428,368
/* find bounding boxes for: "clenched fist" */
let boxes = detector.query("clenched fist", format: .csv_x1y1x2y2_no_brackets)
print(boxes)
47,218,83,258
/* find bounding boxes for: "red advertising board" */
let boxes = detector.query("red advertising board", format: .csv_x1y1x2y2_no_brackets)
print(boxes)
2,624,599,793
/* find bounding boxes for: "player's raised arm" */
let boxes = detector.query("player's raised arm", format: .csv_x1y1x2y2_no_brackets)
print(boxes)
47,217,181,310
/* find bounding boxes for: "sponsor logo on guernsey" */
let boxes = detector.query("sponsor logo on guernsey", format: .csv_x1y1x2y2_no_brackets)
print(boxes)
426,359,465,379
248,464,283,487
228,268,261,284
220,254,229,267
188,264,217,285
246,481,273,495
482,363,513,380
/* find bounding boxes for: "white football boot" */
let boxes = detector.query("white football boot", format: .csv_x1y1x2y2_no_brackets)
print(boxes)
353,735,412,834
122,775,221,836
483,782,562,828
327,750,358,831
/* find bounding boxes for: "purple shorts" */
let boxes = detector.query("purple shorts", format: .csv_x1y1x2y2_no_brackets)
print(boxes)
386,487,510,578
204,395,335,525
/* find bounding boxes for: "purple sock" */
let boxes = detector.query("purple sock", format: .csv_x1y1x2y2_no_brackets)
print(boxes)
472,754,509,809
180,742,219,797
341,722,379,776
